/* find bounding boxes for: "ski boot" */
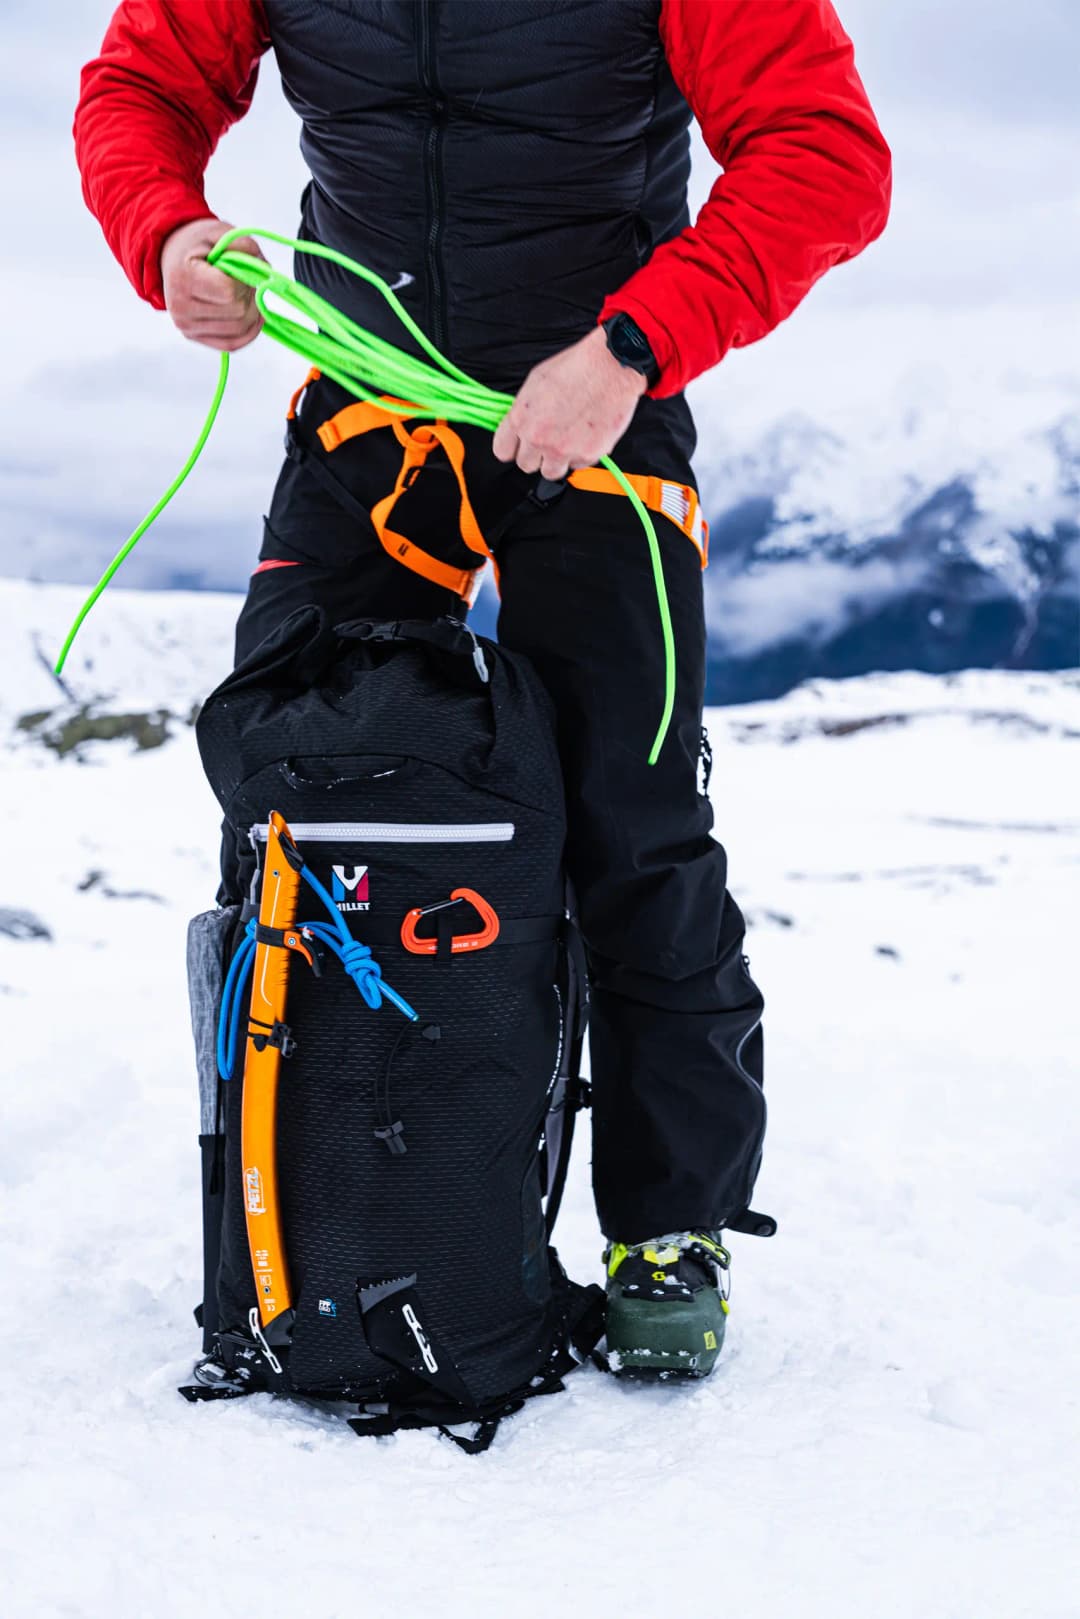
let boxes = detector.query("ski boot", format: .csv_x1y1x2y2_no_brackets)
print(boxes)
603,1230,731,1379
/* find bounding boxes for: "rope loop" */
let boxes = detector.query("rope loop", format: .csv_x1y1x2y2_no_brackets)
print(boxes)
55,226,674,763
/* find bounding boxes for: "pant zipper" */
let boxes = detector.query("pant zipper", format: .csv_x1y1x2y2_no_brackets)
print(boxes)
417,0,449,353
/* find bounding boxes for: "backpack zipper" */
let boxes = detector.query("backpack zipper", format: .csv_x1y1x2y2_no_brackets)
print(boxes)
249,821,515,845
417,0,449,352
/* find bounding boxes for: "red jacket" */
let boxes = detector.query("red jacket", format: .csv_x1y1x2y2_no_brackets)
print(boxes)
75,0,891,398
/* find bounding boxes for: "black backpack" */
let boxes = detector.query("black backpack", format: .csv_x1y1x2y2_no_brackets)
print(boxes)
184,610,603,1451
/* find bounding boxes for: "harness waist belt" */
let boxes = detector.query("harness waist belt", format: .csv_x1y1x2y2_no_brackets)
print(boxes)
286,369,709,598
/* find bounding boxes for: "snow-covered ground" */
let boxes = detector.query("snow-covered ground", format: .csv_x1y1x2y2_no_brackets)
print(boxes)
2,580,1078,1619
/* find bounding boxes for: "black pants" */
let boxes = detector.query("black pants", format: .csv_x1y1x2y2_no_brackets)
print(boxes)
228,378,766,1242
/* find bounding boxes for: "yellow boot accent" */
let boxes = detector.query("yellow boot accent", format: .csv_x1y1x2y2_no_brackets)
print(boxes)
606,1242,630,1278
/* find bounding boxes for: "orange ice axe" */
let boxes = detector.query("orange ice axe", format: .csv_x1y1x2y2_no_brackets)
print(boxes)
241,810,314,1365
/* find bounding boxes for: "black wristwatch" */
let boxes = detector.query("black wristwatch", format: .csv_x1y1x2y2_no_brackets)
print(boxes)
602,311,661,389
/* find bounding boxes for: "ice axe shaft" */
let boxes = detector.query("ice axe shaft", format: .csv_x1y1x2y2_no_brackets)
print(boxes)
241,810,303,1331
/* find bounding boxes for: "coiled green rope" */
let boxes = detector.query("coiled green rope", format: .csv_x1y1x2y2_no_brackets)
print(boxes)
55,227,675,763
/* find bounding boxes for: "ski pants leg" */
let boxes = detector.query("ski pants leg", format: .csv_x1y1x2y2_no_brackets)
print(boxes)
225,385,766,1242
492,483,766,1242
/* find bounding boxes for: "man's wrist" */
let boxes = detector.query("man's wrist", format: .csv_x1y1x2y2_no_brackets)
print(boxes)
601,311,661,389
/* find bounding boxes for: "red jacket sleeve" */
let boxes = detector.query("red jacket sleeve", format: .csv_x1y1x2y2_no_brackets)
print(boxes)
74,0,270,309
601,0,892,397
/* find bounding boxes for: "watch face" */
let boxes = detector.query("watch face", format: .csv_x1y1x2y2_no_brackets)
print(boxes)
619,320,650,362
606,314,658,383
608,312,650,370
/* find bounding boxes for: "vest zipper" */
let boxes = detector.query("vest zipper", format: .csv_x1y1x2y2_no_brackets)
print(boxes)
417,0,449,354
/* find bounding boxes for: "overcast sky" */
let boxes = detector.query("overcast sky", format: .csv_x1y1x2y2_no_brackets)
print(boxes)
0,0,1077,592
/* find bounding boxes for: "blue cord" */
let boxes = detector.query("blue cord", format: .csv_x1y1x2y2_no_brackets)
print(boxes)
217,924,253,1082
216,862,418,1083
298,863,418,1022
298,921,387,1010
217,924,258,1083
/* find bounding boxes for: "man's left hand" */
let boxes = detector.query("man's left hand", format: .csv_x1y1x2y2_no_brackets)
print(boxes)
491,325,647,481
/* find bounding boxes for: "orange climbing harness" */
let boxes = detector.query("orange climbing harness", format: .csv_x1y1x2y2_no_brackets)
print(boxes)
286,368,709,601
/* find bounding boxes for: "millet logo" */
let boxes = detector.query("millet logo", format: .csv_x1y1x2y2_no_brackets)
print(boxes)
331,864,370,912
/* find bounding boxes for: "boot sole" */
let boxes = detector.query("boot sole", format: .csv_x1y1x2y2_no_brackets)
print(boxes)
605,1295,725,1380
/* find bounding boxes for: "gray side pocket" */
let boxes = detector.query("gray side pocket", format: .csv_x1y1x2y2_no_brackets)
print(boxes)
187,905,242,1132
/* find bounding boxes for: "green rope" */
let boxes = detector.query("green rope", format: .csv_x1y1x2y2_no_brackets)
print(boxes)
53,351,230,680
55,226,675,763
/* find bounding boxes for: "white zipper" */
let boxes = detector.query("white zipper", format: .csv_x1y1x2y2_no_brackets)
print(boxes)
249,820,515,845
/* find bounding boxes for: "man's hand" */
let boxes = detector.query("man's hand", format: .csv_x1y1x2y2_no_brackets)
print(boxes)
160,218,266,351
492,325,647,480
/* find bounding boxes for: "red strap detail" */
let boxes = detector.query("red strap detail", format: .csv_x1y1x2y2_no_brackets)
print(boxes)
253,559,301,575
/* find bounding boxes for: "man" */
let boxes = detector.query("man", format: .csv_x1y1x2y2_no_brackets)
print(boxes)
76,0,890,1377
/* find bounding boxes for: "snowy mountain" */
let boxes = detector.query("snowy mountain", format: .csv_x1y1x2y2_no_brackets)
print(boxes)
7,392,1076,707
3,580,1077,1617
696,406,1080,702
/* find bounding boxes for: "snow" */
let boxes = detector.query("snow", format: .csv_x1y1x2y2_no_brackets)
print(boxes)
2,580,1078,1618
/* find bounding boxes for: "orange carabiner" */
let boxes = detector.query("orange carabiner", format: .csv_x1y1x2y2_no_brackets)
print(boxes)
401,887,501,956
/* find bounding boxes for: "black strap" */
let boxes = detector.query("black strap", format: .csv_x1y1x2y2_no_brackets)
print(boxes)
725,1208,778,1238
285,421,485,631
499,917,562,946
437,1416,509,1456
544,910,592,1234
285,415,390,534
253,922,322,977
183,1277,607,1445
353,915,561,950
348,1400,527,1454
566,1281,607,1362
436,905,454,967
357,1275,476,1406
342,616,490,683
699,725,714,794
178,1381,249,1404
558,902,591,1075
347,1357,576,1455
247,1017,296,1058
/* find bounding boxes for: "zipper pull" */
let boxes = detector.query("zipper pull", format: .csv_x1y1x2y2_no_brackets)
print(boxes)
456,619,489,684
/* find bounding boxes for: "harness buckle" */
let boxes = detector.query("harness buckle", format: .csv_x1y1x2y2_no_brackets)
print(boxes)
530,475,568,508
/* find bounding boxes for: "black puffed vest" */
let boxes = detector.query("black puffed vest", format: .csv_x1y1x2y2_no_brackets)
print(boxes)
264,0,693,393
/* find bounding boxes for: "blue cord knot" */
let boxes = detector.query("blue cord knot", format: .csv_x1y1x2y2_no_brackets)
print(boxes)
339,937,384,1009
215,857,417,1083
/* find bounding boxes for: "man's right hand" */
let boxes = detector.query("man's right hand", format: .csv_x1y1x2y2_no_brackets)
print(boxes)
160,218,266,351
